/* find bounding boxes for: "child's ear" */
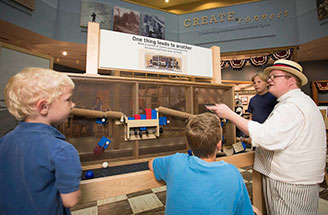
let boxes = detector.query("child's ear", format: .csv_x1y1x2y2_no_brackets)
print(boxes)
217,140,222,151
36,99,49,115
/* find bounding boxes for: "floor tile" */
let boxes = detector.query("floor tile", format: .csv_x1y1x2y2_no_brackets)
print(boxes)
71,201,97,211
241,171,253,182
238,168,246,172
127,189,153,198
128,193,164,214
155,191,167,205
98,199,133,215
320,188,328,199
134,206,165,215
319,187,326,192
97,194,127,206
318,198,328,215
72,206,97,215
152,186,166,193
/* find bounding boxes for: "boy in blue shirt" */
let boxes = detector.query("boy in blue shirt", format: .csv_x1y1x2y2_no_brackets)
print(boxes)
0,67,82,215
149,113,253,215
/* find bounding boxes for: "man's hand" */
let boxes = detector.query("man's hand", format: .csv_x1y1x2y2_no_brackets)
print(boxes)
206,103,234,119
207,103,250,136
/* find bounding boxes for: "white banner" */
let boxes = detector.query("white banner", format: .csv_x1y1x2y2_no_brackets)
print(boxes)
99,30,213,78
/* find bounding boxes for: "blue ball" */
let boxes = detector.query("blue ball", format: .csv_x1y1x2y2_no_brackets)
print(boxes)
187,149,193,156
85,170,94,179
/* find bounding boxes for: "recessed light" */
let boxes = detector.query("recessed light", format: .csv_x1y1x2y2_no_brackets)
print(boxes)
62,51,68,56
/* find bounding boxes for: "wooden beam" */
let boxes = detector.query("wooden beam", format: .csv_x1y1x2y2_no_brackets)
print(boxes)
252,170,266,214
210,46,221,84
86,22,100,74
216,151,254,167
80,170,164,203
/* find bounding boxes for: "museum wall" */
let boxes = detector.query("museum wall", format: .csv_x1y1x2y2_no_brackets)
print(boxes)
0,0,327,52
0,0,179,44
178,0,327,53
301,59,328,101
295,0,328,44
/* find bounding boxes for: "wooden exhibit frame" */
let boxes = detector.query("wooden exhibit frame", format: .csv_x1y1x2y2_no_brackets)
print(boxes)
311,80,328,105
78,152,265,214
77,23,265,214
68,73,236,155
86,22,221,84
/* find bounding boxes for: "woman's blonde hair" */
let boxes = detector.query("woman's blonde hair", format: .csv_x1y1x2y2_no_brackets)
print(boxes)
251,72,268,82
4,67,74,121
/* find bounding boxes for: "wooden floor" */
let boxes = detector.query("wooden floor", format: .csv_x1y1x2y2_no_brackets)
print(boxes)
71,162,328,215
71,146,328,215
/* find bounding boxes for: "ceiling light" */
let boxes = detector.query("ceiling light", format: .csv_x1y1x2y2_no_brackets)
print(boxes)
165,0,169,3
62,51,68,56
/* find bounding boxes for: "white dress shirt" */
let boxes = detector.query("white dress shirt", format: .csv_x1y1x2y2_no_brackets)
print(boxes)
249,89,326,184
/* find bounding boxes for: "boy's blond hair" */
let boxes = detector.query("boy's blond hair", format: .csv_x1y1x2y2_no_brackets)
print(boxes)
4,67,74,121
186,112,222,158
251,72,268,82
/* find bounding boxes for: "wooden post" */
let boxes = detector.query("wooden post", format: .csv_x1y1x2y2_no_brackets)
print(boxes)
253,170,266,214
86,22,100,74
210,46,221,84
133,83,139,159
311,81,319,105
113,83,121,149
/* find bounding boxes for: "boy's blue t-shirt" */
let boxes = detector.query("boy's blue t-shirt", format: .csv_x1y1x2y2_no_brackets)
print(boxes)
247,92,277,123
153,153,253,215
0,122,82,215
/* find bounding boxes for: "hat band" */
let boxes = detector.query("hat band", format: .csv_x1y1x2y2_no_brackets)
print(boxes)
272,63,301,72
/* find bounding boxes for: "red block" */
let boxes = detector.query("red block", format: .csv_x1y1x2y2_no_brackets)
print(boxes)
145,108,152,119
134,114,141,120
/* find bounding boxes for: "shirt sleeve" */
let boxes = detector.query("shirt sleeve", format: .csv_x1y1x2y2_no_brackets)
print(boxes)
54,143,82,194
249,102,304,151
152,154,175,182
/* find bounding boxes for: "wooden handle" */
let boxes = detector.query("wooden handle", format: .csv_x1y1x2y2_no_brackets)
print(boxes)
157,106,193,119
71,108,124,119
71,108,104,118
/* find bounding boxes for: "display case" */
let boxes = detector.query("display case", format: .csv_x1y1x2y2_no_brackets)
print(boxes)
59,74,235,164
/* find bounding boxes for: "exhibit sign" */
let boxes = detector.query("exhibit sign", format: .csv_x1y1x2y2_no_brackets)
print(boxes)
99,30,213,78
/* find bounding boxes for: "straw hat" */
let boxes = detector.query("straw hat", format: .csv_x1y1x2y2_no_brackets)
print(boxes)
263,59,308,86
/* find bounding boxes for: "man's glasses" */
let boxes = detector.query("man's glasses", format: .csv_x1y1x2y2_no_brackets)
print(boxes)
268,74,291,80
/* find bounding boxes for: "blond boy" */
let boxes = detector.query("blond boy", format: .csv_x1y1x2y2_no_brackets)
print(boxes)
0,67,81,215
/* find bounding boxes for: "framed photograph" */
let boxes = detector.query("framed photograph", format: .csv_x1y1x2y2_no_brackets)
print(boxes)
142,14,165,39
317,0,328,21
241,96,248,105
80,0,112,30
113,6,140,35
